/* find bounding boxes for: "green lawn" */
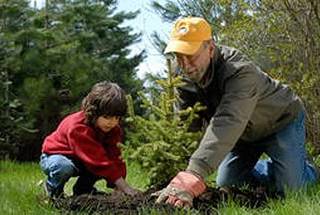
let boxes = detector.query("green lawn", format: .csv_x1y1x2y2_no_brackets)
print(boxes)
1,160,320,214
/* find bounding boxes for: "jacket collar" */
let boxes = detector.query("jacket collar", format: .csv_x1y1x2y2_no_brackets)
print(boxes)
198,46,222,88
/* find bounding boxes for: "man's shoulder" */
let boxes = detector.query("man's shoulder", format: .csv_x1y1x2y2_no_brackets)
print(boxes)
217,45,260,78
218,45,250,64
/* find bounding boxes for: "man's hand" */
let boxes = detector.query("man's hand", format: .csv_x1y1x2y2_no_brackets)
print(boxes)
154,171,206,208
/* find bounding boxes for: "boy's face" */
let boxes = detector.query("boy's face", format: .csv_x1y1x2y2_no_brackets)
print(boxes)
95,116,120,133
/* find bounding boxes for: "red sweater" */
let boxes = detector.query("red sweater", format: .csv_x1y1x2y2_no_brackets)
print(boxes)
42,111,126,183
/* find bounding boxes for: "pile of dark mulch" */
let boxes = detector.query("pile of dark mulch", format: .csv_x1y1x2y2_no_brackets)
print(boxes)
50,186,278,214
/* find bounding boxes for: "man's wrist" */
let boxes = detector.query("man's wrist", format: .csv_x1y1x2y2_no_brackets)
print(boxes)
185,169,204,180
187,158,211,178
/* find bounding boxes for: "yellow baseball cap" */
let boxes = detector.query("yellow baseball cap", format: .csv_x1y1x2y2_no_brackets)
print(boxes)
164,17,212,55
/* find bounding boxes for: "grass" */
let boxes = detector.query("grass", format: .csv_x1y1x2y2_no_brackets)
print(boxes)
1,160,320,215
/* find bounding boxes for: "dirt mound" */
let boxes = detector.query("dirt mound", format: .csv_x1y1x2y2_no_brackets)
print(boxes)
53,187,273,214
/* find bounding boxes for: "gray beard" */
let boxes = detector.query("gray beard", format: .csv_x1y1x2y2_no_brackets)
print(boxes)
198,59,214,88
189,68,207,83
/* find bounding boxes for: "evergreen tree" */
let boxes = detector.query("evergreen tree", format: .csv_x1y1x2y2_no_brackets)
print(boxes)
0,0,36,159
125,59,205,188
0,0,144,160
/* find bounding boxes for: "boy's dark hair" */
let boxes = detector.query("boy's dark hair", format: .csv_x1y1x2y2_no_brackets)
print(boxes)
81,81,127,125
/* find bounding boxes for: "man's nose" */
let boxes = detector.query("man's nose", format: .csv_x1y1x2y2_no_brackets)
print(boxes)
180,56,192,69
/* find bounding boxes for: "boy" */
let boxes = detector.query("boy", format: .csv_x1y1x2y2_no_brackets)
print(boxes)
40,81,139,199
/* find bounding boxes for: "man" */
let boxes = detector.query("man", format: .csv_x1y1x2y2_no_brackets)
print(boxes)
155,17,318,208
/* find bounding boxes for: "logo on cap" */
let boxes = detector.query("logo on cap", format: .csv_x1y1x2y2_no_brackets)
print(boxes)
178,26,188,35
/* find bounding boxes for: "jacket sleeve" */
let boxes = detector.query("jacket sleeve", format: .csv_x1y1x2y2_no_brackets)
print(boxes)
67,125,126,183
187,65,259,178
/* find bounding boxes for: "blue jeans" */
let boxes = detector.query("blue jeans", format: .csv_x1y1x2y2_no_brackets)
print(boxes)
40,154,101,196
216,111,318,195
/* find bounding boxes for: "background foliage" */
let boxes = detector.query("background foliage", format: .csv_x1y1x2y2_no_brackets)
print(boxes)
151,0,320,153
0,0,144,160
0,0,319,162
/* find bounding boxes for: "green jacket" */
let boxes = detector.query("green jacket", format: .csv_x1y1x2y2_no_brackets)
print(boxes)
177,45,304,178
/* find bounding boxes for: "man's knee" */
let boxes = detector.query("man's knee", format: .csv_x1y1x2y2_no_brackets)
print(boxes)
216,175,229,187
216,172,240,187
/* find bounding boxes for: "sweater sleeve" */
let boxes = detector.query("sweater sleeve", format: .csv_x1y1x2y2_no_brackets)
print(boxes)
67,125,126,183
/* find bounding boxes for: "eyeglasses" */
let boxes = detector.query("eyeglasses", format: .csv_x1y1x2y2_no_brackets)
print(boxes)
174,44,208,67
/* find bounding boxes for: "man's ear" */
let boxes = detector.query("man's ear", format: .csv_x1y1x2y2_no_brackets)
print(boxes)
209,40,215,57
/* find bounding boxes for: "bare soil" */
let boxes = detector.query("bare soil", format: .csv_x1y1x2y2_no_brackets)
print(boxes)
51,186,275,214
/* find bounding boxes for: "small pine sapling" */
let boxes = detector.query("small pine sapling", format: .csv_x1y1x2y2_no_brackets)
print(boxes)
125,59,205,188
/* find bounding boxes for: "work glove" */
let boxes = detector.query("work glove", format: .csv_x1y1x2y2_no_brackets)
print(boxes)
154,171,206,208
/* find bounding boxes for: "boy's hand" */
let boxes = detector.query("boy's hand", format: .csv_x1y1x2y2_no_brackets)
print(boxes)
114,177,142,197
122,186,142,197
